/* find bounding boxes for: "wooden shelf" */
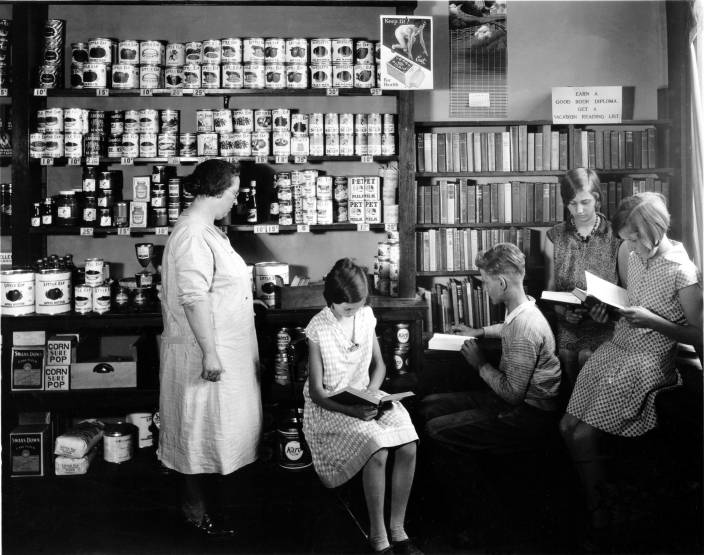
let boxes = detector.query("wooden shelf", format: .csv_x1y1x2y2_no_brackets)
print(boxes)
1,312,163,332
14,0,416,4
416,171,564,178
33,155,397,167
28,223,396,235
415,119,671,127
230,223,392,232
34,88,398,98
9,388,159,411
415,222,554,229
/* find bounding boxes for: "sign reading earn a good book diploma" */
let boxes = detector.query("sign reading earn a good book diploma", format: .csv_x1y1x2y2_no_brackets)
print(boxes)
552,86,632,124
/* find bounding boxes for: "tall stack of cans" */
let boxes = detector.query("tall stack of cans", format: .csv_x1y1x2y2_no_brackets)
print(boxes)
348,176,381,224
374,231,400,297
37,19,65,89
391,322,411,374
0,19,11,89
273,327,291,386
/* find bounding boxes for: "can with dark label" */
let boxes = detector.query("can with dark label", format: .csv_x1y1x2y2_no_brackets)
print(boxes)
265,64,286,89
196,109,214,133
202,39,222,64
332,38,354,64
286,64,307,89
243,38,265,63
88,38,113,64
82,62,109,88
112,64,139,89
243,63,265,89
71,42,89,64
179,133,197,157
201,64,220,88
221,63,243,88
183,64,201,88
264,38,285,64
74,284,92,314
285,38,308,65
310,38,331,63
276,327,291,352
184,41,202,64
221,38,242,63
164,67,184,88
118,40,139,65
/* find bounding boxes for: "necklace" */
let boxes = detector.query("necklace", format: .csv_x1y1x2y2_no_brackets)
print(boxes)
573,214,600,242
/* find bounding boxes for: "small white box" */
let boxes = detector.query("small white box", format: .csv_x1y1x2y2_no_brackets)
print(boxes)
363,176,380,201
44,365,70,390
349,176,366,201
132,176,151,202
47,335,77,366
129,202,148,228
365,200,381,223
349,200,365,223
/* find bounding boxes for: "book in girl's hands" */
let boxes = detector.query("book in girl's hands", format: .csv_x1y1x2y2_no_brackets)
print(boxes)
427,333,476,351
541,271,628,310
329,387,415,408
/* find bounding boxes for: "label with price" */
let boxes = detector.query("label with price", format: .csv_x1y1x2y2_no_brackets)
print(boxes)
117,227,131,236
67,158,82,166
33,88,47,96
170,89,184,96
192,89,206,96
140,88,153,96
155,227,169,235
80,227,94,236
326,87,339,96
384,223,398,232
0,88,7,96
86,156,100,166
254,224,280,234
356,223,370,231
197,156,208,164
275,155,288,164
96,88,110,96
225,156,238,164
40,158,54,166
370,88,382,96
361,155,374,163
120,157,134,165
167,156,180,166
293,156,307,164
296,224,310,233
255,156,268,164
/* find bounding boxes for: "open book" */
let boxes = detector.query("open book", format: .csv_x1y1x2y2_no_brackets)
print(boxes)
329,387,415,408
541,271,628,310
427,333,476,351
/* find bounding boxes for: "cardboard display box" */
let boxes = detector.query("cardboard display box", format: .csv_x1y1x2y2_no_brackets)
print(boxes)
70,358,137,389
10,424,50,477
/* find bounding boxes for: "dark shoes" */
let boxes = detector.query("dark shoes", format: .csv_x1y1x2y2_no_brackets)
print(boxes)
391,539,424,555
184,513,235,538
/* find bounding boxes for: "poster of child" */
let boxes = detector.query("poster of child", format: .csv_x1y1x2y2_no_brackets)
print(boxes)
379,15,433,90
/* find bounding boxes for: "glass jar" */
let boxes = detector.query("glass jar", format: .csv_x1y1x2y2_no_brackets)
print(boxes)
82,195,97,225
56,190,79,226
41,197,54,226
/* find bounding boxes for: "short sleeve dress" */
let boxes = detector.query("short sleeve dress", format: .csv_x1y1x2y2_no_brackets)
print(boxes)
547,214,621,352
566,242,701,436
302,306,419,488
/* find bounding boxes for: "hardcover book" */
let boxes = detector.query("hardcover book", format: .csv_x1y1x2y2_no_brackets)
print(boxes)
329,387,415,407
428,333,475,351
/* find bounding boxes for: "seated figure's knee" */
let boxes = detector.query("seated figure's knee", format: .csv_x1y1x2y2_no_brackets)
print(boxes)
577,349,593,370
395,441,417,460
367,448,389,468
559,413,578,441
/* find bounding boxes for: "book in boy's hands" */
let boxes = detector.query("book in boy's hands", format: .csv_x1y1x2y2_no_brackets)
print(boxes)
541,271,628,310
427,332,476,351
329,387,415,408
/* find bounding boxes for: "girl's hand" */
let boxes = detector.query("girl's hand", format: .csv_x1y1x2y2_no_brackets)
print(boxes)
563,307,586,325
347,405,379,421
201,353,224,382
589,303,610,324
618,306,655,328
451,324,483,338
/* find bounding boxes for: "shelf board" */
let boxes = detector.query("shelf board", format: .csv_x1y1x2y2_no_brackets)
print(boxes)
15,0,415,4
35,88,398,98
230,223,392,232
1,312,163,332
415,119,671,127
9,388,159,411
29,226,172,236
415,222,555,229
34,155,397,167
416,171,564,178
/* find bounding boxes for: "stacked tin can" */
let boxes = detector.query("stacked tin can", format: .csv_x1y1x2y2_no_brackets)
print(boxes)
36,19,65,89
391,322,411,374
0,19,11,89
380,165,399,224
348,176,381,224
374,231,400,297
273,327,292,385
0,182,12,222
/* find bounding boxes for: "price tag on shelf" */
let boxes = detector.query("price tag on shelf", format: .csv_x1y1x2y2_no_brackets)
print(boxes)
86,156,100,166
370,88,382,96
254,156,267,164
155,226,169,235
96,88,110,97
326,87,339,96
361,155,374,163
121,157,134,166
80,227,94,236
384,223,398,232
170,88,184,96
192,89,206,96
254,224,280,234
275,155,288,164
0,88,8,96
167,156,180,166
40,157,54,166
197,156,207,164
33,88,47,97
225,156,238,164
293,156,307,164
356,223,370,232
296,224,310,233
117,227,131,236
140,88,153,96
67,157,82,166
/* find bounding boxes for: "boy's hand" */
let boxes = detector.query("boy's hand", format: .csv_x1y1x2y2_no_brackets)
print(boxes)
460,339,487,370
451,324,484,338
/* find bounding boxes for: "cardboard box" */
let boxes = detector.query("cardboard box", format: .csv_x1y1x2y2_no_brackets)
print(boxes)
129,201,148,228
47,335,77,366
10,424,50,477
13,331,46,347
44,365,70,390
70,358,137,389
279,283,326,309
11,346,45,391
132,176,151,202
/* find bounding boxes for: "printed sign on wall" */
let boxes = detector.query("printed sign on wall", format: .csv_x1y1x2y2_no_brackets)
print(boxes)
379,15,433,90
552,86,633,124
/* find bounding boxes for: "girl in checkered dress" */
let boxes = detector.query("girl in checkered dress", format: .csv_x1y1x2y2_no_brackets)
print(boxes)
560,193,702,536
303,258,420,554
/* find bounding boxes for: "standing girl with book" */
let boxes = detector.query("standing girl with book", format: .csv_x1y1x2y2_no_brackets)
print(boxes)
561,192,702,538
303,258,420,555
544,168,626,390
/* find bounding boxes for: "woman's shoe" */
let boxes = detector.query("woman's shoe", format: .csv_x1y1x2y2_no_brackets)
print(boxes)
184,513,236,537
391,538,424,555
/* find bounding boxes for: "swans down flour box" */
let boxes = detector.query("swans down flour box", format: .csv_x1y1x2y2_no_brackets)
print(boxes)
10,424,50,477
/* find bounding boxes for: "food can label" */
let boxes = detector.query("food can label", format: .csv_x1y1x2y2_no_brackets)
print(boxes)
165,43,185,66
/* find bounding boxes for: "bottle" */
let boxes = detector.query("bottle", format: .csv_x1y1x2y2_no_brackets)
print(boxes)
31,202,41,227
246,180,258,223
235,185,251,224
41,197,54,226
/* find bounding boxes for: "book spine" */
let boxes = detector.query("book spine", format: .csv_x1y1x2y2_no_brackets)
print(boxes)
467,182,477,224
466,131,474,172
527,132,535,172
423,132,433,173
487,132,496,172
431,133,438,173
459,132,468,173
416,133,424,172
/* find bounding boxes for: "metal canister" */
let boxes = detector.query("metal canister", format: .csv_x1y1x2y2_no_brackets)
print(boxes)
310,64,332,88
196,109,214,133
310,38,332,63
316,199,333,224
89,109,106,133
92,284,111,314
286,64,308,89
213,109,233,134
158,133,177,157
98,207,112,226
272,132,290,156
221,63,243,88
103,422,136,464
1,269,35,316
291,113,308,136
108,110,124,135
221,38,242,63
383,113,395,135
202,39,222,64
197,133,218,156
118,40,140,64
277,408,312,470
218,133,235,157
243,38,265,63
201,64,220,88
285,38,308,64
264,38,285,64
367,112,382,134
272,108,290,132
44,132,64,158
309,134,324,156
29,133,45,158
333,64,354,88
85,258,104,287
164,67,184,88
243,63,265,89
339,113,354,135
316,176,333,199
123,109,140,133
43,107,64,132
253,109,272,133
138,108,159,133
165,42,185,66
64,132,83,158
332,38,354,64
74,283,92,314
395,322,410,345
250,131,269,156
355,40,375,64
233,109,253,133
354,132,368,155
140,40,164,66
139,65,162,89
182,64,201,88
184,41,202,64
339,134,354,156
232,133,251,156
35,269,71,315
354,64,375,88
82,62,109,88
83,133,103,157
393,348,410,374
274,352,290,386
139,133,157,157
114,201,128,227
71,62,84,88
265,64,286,89
276,327,291,352
112,64,139,89
71,42,89,64
160,109,180,134
121,132,139,157
307,113,323,135
325,133,339,156
179,133,197,157
88,38,113,64
367,133,381,156
324,112,339,135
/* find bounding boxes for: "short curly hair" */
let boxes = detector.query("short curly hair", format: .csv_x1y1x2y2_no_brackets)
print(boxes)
182,159,239,198
475,242,525,278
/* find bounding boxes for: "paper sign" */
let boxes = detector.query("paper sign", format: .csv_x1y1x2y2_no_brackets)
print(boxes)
379,15,433,90
552,86,627,124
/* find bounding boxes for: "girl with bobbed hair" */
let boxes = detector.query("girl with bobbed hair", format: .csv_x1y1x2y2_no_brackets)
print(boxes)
303,258,420,554
560,192,702,541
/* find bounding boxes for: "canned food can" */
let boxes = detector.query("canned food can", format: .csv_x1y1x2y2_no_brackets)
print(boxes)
309,134,324,156
83,133,103,157
168,203,181,225
393,348,409,374
121,132,139,157
123,110,139,133
250,131,270,156
118,40,140,64
88,38,113,64
89,109,106,133
114,201,129,227
165,42,185,66
276,327,291,351
232,132,251,156
316,176,333,199
103,422,135,464
70,62,84,88
286,64,308,89
290,136,309,156
201,64,220,88
213,109,233,133
41,41,63,66
164,67,184,88
179,133,197,157
243,63,265,89
184,41,202,64
138,108,159,133
71,42,89,64
354,63,375,88
221,63,243,88
383,113,395,135
323,133,338,156
310,38,332,63
365,112,381,134
316,199,333,224
202,39,222,64
35,269,72,315
44,19,66,42
274,352,290,385
160,109,180,134
277,184,292,201
333,177,348,201
336,200,348,222
339,113,354,135
381,134,395,155
291,113,308,136
98,206,112,226
197,133,218,156
112,63,139,88
367,133,381,156
233,109,253,133
218,133,236,156
196,109,214,133
395,322,410,344
243,38,265,63
265,38,286,64
355,40,375,64
140,40,164,66
1,269,35,316
108,110,124,135
43,108,64,132
265,64,286,89
82,62,109,88
332,38,354,64
354,113,368,134
310,64,332,88
92,284,111,314
74,283,92,314
30,133,45,158
139,133,157,157
279,213,293,225
140,65,162,89
106,134,123,157
64,132,83,157
183,64,201,88
339,134,354,156
286,38,308,64
254,109,272,133
354,133,368,156
272,132,290,156
44,132,64,158
151,206,168,227
272,108,290,132
221,38,242,63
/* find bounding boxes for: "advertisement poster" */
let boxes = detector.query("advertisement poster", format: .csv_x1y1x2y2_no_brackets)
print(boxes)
379,15,433,90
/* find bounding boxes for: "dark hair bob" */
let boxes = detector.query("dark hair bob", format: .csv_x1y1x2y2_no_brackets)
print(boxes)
323,258,369,306
182,159,239,197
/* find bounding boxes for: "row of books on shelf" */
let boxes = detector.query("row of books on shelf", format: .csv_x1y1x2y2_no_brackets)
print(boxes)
416,227,540,273
601,176,669,219
573,128,662,171
416,126,568,173
417,179,564,225
426,277,505,332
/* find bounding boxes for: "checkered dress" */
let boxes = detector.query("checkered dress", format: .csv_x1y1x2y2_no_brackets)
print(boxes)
567,242,700,436
302,306,418,488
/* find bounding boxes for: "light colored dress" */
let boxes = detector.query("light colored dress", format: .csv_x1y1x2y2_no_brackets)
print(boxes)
567,242,700,436
158,213,262,474
303,306,418,488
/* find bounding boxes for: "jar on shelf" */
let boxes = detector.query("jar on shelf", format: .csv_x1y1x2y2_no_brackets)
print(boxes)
56,190,79,226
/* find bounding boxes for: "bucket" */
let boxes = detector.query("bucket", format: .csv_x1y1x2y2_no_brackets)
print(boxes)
277,408,312,470
35,269,71,315
254,262,289,308
1,269,35,316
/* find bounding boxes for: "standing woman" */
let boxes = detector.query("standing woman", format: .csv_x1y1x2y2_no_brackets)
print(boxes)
561,192,702,537
158,159,262,536
544,168,626,390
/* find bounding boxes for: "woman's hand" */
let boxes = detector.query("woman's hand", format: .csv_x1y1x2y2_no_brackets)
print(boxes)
347,405,379,421
451,324,484,338
201,353,224,382
588,303,610,324
618,306,655,329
